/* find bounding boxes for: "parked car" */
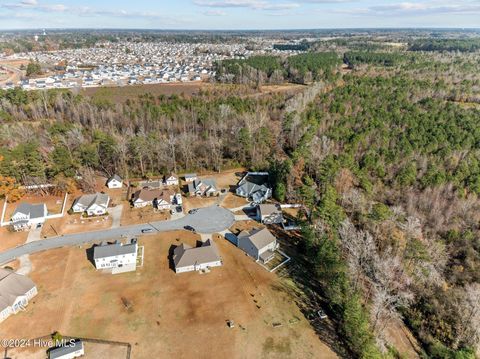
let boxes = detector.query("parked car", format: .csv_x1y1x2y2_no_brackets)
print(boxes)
184,225,196,232
141,228,154,233
188,209,198,214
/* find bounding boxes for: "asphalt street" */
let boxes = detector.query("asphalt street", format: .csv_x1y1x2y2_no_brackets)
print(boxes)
0,205,235,265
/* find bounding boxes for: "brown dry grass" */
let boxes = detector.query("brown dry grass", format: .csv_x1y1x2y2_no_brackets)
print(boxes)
0,227,27,252
120,206,170,226
220,193,248,209
0,231,337,359
182,196,218,212
41,214,113,237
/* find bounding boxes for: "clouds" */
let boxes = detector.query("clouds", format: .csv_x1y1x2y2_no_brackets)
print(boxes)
0,0,479,29
193,0,300,11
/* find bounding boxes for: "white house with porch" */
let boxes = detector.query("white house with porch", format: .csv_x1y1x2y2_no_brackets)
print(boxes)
93,238,138,274
10,203,48,231
0,268,37,323
71,193,110,216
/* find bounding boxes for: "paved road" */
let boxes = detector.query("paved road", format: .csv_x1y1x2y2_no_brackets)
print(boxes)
0,205,235,265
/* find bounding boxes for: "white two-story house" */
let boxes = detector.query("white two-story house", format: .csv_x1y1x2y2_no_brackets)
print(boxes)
10,203,48,231
93,239,138,274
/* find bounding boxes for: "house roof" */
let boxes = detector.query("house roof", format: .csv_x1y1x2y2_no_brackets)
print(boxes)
173,239,220,269
184,173,197,179
12,203,46,220
189,179,217,193
259,204,282,217
107,174,122,183
73,193,110,209
133,188,174,203
238,228,276,251
49,340,84,359
0,269,36,312
93,239,137,259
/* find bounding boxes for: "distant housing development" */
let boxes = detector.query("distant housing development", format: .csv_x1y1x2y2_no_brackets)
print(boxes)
0,268,37,323
173,239,222,273
93,238,138,274
10,203,47,231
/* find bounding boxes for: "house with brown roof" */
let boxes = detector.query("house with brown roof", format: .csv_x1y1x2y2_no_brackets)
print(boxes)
237,227,278,264
0,268,37,323
173,239,222,273
132,188,176,209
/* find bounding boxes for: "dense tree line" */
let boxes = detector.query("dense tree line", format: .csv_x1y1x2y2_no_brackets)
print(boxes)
272,72,480,358
215,52,341,85
343,51,410,67
409,38,480,52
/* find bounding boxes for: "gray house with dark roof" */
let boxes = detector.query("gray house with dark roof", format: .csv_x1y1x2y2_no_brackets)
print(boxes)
236,172,272,204
10,203,48,231
237,227,278,264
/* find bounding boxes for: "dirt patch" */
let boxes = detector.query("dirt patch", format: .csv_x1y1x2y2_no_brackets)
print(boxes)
120,206,170,226
0,231,337,359
221,193,248,209
229,220,264,235
0,227,27,252
41,213,112,237
182,196,218,212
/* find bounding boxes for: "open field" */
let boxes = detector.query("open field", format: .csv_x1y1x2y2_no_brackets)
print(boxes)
80,82,306,104
81,82,208,103
0,230,337,359
120,205,170,226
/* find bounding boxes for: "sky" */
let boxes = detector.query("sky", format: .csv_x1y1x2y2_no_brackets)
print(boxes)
0,0,479,30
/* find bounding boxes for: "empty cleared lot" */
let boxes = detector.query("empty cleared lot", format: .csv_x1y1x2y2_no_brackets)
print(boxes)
0,231,337,359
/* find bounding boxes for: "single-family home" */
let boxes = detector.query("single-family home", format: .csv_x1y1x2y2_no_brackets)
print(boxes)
132,188,175,209
257,204,284,224
0,268,37,323
236,172,272,204
173,239,222,273
49,340,84,359
10,203,48,231
71,193,110,216
106,174,123,189
184,173,197,182
237,227,278,264
93,238,138,274
164,174,179,186
188,179,219,197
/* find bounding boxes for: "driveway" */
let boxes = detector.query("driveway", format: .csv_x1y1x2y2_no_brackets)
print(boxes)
109,204,123,229
0,205,235,265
